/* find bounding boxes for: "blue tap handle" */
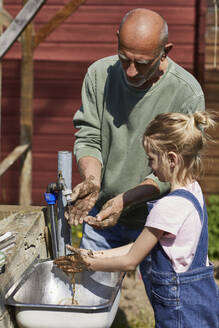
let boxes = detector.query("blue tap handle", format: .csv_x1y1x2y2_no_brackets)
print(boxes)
44,192,57,205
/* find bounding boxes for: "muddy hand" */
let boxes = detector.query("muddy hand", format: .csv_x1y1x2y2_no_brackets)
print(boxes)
54,246,94,273
84,195,123,229
65,175,100,226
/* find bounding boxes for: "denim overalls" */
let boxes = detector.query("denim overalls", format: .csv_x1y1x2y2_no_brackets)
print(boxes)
150,189,219,328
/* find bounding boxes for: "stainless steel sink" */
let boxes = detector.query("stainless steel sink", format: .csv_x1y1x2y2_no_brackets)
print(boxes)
5,259,124,328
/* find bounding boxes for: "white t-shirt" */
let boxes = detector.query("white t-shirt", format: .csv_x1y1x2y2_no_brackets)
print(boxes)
145,181,209,273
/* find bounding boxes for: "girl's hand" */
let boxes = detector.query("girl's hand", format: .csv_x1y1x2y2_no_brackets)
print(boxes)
54,245,94,273
65,175,100,226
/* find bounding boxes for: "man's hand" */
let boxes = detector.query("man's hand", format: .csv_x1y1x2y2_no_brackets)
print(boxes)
54,245,93,273
65,175,100,226
84,194,124,229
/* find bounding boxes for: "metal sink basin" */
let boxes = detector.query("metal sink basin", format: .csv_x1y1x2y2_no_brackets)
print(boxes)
5,259,124,328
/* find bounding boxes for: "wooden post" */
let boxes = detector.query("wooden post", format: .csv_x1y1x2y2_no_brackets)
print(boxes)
19,0,33,206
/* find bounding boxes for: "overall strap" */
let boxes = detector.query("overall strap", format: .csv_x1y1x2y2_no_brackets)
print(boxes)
166,189,208,270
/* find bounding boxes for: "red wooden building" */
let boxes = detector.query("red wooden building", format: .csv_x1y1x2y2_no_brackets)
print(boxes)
1,0,207,205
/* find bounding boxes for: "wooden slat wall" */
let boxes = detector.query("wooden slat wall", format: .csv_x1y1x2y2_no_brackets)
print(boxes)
1,0,206,205
199,0,219,196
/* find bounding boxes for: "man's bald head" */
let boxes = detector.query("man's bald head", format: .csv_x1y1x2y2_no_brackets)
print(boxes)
118,8,168,55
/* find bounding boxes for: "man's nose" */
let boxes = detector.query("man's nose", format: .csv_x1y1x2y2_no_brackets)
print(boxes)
126,62,138,77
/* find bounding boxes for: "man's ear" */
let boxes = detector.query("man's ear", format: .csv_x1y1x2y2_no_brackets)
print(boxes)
161,42,173,60
116,30,119,38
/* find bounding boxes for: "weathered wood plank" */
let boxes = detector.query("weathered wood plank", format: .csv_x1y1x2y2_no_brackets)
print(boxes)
0,144,29,177
0,0,45,59
34,0,85,48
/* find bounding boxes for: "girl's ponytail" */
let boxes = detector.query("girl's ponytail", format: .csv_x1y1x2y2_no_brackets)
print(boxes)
193,112,216,139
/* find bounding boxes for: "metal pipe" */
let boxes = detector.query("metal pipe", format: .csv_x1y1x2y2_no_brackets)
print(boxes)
57,151,72,256
48,204,58,259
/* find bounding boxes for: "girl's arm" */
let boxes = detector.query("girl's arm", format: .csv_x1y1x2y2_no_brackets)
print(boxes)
88,227,164,272
54,227,164,273
93,243,133,258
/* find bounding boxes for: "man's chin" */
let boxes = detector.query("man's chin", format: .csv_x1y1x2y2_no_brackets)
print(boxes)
123,72,146,88
126,79,147,88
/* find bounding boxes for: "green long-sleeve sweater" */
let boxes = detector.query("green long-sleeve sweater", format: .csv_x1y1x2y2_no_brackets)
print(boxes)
73,55,205,227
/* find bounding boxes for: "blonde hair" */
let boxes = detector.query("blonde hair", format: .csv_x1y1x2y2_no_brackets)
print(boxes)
143,111,216,184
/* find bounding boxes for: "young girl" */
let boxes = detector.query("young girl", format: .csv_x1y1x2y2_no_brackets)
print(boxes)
55,111,219,327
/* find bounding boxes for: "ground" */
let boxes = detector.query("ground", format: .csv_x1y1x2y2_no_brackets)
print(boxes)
112,261,219,328
113,270,154,328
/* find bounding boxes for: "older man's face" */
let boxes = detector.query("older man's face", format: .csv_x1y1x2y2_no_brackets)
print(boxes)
118,46,163,88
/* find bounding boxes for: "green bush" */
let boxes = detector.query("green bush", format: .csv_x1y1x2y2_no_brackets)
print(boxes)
207,195,219,260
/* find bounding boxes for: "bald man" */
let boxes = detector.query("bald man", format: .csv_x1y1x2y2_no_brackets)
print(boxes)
66,8,205,300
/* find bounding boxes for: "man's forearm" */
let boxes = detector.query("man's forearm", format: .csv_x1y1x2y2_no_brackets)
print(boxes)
123,178,160,208
78,156,102,186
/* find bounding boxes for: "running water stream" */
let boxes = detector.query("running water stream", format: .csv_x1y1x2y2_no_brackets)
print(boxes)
71,273,78,305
